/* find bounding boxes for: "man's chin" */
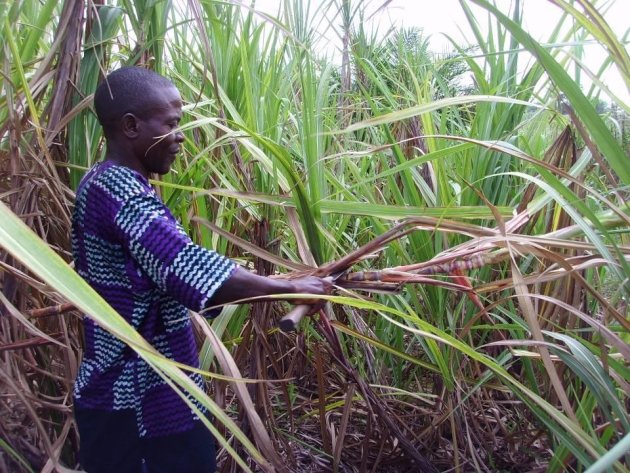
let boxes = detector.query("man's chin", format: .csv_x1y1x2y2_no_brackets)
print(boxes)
152,165,172,176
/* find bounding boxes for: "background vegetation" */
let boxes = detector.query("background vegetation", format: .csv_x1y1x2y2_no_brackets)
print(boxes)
1,0,629,472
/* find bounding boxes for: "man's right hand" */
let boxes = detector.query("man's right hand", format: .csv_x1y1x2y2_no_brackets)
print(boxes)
289,276,334,305
209,267,332,307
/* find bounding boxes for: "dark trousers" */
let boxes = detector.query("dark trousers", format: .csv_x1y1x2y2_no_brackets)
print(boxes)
74,407,216,473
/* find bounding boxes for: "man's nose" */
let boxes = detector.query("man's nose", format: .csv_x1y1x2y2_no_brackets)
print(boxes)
175,131,185,143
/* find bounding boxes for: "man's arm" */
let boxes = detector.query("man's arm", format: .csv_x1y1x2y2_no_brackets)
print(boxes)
107,169,331,312
209,267,332,306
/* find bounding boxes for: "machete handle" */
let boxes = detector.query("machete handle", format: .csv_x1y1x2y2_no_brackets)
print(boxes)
279,304,312,332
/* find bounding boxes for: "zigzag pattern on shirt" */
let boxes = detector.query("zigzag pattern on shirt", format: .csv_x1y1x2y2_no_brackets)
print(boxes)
112,361,139,410
73,360,96,398
77,161,107,195
167,244,237,308
72,161,237,438
93,328,126,367
93,165,149,205
137,360,165,394
130,292,152,328
199,265,235,308
116,195,166,242
129,239,167,290
73,185,88,227
138,219,189,283
173,220,190,238
161,300,192,333
84,234,131,288
151,334,175,358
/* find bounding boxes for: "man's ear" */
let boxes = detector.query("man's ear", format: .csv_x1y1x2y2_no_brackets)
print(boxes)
121,113,140,138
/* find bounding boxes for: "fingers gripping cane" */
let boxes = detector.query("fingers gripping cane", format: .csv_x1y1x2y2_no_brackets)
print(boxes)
279,272,344,332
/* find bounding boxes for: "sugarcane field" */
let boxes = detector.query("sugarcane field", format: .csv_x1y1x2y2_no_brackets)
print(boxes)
1,0,629,472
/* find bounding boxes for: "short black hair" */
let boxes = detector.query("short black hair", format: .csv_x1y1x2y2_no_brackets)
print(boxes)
94,67,176,136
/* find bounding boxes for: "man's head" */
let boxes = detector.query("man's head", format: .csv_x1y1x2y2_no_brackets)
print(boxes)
94,67,176,135
94,67,185,176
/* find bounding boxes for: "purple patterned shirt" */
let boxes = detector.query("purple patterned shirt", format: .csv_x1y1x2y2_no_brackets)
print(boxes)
71,161,237,437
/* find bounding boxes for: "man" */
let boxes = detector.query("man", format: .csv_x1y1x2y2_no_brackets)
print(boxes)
71,66,331,473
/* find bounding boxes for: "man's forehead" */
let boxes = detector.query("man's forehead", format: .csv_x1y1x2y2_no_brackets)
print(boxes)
146,86,182,111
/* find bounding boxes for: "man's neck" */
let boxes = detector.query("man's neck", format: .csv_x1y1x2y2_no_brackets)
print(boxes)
103,141,148,178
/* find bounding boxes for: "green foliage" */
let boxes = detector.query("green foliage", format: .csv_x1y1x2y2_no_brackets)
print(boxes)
1,0,629,471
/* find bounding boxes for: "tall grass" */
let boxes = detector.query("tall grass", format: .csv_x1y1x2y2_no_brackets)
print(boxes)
0,0,628,471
